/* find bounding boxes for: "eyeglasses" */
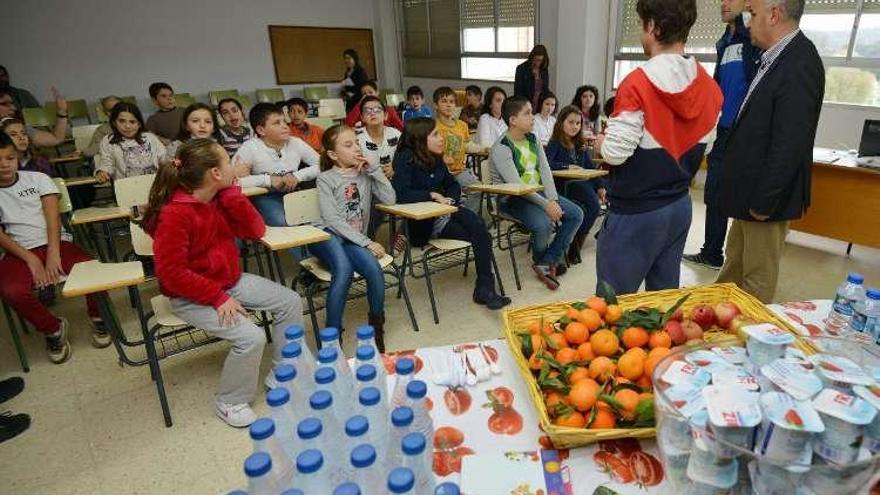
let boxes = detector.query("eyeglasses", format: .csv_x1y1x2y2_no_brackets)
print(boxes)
363,106,384,115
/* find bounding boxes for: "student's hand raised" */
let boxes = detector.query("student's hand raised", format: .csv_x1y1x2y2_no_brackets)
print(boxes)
94,170,112,184
545,200,563,222
367,241,386,259
51,86,68,114
25,253,52,288
216,296,247,327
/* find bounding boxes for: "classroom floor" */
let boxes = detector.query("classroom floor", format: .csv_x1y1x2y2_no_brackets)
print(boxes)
2,190,880,495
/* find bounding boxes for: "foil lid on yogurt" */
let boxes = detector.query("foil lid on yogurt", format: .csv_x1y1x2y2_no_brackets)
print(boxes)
810,354,874,387
703,385,762,428
853,384,880,412
761,358,823,401
743,324,795,345
712,345,748,365
686,350,736,373
812,389,878,426
661,360,711,387
712,366,760,391
664,381,708,418
760,391,825,433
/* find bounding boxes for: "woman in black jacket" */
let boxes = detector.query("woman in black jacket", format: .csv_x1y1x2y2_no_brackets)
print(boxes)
392,118,510,310
514,45,550,109
341,49,369,112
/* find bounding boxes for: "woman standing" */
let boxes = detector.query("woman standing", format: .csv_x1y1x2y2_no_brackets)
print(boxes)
514,45,550,110
341,49,370,112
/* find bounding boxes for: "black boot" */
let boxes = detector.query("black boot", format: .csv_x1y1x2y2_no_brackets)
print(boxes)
368,312,386,353
473,277,512,310
566,232,586,266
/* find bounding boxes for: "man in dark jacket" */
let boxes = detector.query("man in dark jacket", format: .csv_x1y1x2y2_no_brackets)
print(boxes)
684,0,760,270
716,0,824,303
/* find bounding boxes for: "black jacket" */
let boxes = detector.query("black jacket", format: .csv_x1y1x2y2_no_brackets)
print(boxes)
343,66,369,112
719,32,825,222
391,148,461,247
514,62,550,103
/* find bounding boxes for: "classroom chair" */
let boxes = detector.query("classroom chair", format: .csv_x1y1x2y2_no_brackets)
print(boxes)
317,98,345,120
385,93,405,108
20,107,54,128
256,88,285,103
72,124,101,154
45,99,91,123
174,92,196,108
237,94,252,112
305,117,334,130
208,89,240,106
303,86,330,101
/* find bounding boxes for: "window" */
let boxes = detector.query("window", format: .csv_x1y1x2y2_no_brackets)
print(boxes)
398,0,537,81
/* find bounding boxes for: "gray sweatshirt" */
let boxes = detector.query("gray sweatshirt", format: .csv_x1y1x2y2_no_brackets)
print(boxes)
317,163,396,247
489,132,558,208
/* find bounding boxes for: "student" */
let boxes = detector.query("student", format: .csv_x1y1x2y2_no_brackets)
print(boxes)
0,133,110,365
233,103,320,227
572,85,602,137
356,96,401,180
145,82,184,145
545,105,607,265
344,80,405,131
1,117,54,177
532,91,558,146
401,86,433,121
0,87,70,149
285,97,324,153
476,86,508,147
217,98,252,157
95,102,166,183
458,85,483,132
489,96,584,290
0,66,39,109
141,138,304,427
309,125,395,351
341,48,370,112
165,103,222,160
393,118,510,310
432,87,480,212
84,96,121,158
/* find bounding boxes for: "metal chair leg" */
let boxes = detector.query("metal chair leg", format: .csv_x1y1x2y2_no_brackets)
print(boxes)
3,303,29,372
507,228,522,291
421,256,440,324
394,267,420,333
16,312,30,335
847,243,853,256
145,328,172,427
462,247,471,277
491,251,506,296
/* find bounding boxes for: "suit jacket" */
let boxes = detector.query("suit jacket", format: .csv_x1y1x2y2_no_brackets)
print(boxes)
719,32,825,222
514,62,550,103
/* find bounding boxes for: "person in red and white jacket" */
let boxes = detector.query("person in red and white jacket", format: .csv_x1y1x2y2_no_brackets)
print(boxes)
141,138,304,428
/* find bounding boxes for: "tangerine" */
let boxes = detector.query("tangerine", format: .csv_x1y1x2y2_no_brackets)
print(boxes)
586,296,608,317
590,330,620,357
636,374,653,391
614,389,641,419
526,321,542,335
617,352,645,381
590,405,617,429
555,410,586,428
547,332,569,350
638,392,654,402
568,366,590,384
545,391,565,410
621,327,650,349
568,379,600,411
588,356,616,381
556,347,580,365
566,307,581,320
578,309,603,332
625,347,648,361
564,322,590,345
643,355,664,378
605,304,623,324
528,352,546,370
576,342,595,361
648,330,672,349
648,346,671,360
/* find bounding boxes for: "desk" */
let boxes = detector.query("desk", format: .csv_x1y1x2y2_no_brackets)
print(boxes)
70,207,130,262
50,152,83,165
466,183,543,196
64,175,99,187
242,186,269,197
551,168,608,181
259,225,330,286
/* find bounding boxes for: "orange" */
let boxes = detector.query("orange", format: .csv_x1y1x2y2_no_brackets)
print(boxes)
617,351,645,381
638,392,654,402
566,307,581,321
564,322,589,345
589,356,616,381
556,347,580,365
555,410,586,428
547,332,569,350
526,321,542,335
529,334,545,355
637,374,653,391
578,309,603,332
589,405,617,429
569,366,590,384
648,347,671,361
621,327,650,349
568,379,600,411
625,347,648,361
614,389,641,419
605,304,623,324
648,330,672,349
528,352,546,371
576,342,595,361
590,330,620,357
545,391,565,410
643,354,668,378
586,296,608,317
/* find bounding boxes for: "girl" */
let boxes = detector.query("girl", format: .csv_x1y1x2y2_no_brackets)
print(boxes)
476,86,508,147
532,91,558,146
571,85,602,138
310,125,395,352
392,118,510,310
95,102,165,183
217,98,252,157
544,105,607,265
357,96,401,180
1,117,54,177
0,86,69,149
141,139,304,428
341,49,370,112
165,103,222,160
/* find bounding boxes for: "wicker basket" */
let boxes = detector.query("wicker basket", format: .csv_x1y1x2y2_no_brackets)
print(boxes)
501,283,808,449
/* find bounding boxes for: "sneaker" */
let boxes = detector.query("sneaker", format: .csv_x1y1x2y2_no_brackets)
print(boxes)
473,288,512,310
0,377,24,404
552,263,568,277
45,318,71,364
532,264,560,290
264,373,279,393
215,402,257,428
89,319,112,349
0,412,31,443
682,253,722,270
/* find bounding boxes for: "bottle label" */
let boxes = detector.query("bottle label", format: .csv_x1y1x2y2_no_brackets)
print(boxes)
832,292,855,316
849,313,879,342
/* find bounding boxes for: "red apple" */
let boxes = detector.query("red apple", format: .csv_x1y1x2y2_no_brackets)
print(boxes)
714,302,741,329
681,319,704,341
689,304,717,330
664,320,686,345
668,308,684,322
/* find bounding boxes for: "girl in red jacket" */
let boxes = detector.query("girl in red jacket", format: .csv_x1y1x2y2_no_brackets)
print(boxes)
141,138,304,428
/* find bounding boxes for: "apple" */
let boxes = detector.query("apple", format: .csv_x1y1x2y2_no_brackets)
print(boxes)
714,302,741,329
681,319,704,341
667,308,684,322
728,315,757,338
689,304,717,330
664,320,686,345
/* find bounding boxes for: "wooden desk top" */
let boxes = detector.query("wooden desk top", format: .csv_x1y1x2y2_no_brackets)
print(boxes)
466,183,544,196
70,206,130,225
551,168,609,180
64,176,99,187
376,201,458,220
62,260,145,297
242,186,269,197
50,152,83,164
260,225,331,250
813,147,880,176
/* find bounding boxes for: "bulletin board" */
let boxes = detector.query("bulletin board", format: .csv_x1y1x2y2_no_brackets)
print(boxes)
268,25,376,85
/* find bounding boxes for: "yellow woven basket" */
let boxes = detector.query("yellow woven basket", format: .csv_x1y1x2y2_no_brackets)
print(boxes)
501,283,808,449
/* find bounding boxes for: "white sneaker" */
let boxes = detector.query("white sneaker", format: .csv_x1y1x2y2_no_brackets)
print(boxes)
215,402,257,428
264,373,279,392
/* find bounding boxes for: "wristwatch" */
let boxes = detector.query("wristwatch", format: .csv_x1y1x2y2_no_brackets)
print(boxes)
56,113,68,119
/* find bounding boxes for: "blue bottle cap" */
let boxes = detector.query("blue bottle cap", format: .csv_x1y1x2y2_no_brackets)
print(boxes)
356,364,377,382
281,491,305,495
848,272,865,284
309,390,332,410
395,357,415,375
391,406,414,427
297,417,322,440
388,467,415,493
345,415,369,438
248,417,275,441
227,491,248,495
359,387,381,407
401,431,426,456
356,345,375,361
281,342,302,359
314,366,336,385
284,324,304,340
244,452,272,477
356,324,375,340
406,379,427,399
296,449,324,474
318,347,338,364
867,288,880,300
333,483,362,495
434,482,461,495
350,443,377,468
274,364,296,383
266,388,290,407
319,327,340,343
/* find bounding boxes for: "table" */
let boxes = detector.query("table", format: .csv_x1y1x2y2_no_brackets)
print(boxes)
466,183,543,196
50,152,85,178
64,175,99,187
551,167,608,181
242,186,269,197
70,206,131,262
258,225,330,286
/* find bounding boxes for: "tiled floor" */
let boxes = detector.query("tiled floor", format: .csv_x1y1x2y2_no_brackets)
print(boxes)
2,190,879,494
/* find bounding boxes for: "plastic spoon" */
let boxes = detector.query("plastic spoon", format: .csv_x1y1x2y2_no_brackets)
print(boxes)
461,351,477,387
479,343,502,375
466,348,491,382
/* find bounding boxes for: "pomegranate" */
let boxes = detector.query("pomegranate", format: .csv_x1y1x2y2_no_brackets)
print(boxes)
689,304,717,330
713,302,741,329
664,320,686,345
681,319,704,341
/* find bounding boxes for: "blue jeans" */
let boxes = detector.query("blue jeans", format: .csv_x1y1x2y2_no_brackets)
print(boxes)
700,126,729,266
596,194,692,295
308,232,385,329
499,194,584,265
558,180,601,236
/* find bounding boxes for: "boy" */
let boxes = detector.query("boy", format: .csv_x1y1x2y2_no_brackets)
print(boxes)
489,96,583,290
0,133,110,364
433,86,480,212
83,95,120,158
144,82,184,145
285,97,324,153
401,85,433,121
595,0,721,295
344,80,404,130
233,103,320,227
459,85,483,131
217,98,252,157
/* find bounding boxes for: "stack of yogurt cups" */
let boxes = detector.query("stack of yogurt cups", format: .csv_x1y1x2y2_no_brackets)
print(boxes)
653,323,880,495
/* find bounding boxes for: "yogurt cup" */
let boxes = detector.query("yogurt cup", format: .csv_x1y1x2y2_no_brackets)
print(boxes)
685,446,739,490
760,358,823,401
661,360,711,387
744,324,795,367
712,345,748,365
704,385,762,458
659,442,691,489
658,381,707,451
756,392,825,463
748,459,807,495
812,388,877,464
712,366,760,392
810,353,874,392
853,384,880,454
686,350,737,374
803,448,878,495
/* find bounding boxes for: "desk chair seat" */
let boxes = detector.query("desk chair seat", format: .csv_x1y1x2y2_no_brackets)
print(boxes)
299,253,394,283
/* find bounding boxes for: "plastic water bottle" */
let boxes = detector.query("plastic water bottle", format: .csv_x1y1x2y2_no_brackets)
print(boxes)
334,482,362,495
319,326,343,353
356,363,378,393
356,324,378,349
358,387,390,448
274,365,309,420
227,491,247,495
309,390,343,443
356,345,388,389
244,452,276,495
280,491,304,495
281,341,316,397
346,415,370,442
387,467,416,494
349,444,383,495
249,418,295,491
391,358,416,407
295,449,330,493
387,406,414,470
314,366,351,422
405,380,434,445
266,388,299,459
850,288,880,343
284,324,315,363
318,346,355,394
401,432,436,493
826,272,866,333
435,482,461,495
296,417,324,454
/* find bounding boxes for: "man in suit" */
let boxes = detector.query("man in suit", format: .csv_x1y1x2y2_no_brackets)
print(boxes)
716,0,825,303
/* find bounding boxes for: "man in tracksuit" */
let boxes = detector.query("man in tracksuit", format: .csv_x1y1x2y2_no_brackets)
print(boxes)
683,0,760,270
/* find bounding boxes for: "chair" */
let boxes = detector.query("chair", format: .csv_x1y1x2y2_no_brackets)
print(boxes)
46,99,91,123
174,92,196,108
114,174,155,210
72,124,101,153
317,98,345,120
256,88,285,103
303,86,330,101
237,94,252,113
21,107,54,128
385,93,405,108
478,159,532,290
208,89,240,106
306,117,334,130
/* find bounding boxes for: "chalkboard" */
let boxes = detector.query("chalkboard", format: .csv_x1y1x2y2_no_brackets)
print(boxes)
268,25,376,85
